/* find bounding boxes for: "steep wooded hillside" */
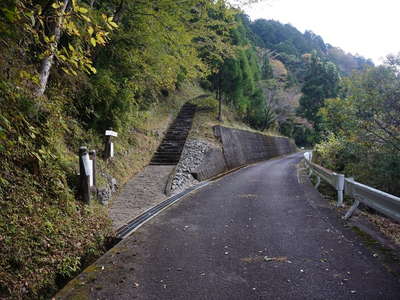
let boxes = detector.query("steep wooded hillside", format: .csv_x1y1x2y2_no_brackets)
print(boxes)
250,18,374,80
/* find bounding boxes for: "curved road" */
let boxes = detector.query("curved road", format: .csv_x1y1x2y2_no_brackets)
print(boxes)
57,152,400,299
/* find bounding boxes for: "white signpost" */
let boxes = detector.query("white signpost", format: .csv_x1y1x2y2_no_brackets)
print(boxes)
105,129,118,159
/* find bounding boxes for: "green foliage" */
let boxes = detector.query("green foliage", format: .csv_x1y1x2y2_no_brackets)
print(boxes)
292,124,314,146
0,0,18,37
208,15,271,128
217,47,262,122
261,55,273,79
196,0,237,72
74,0,238,132
317,56,400,195
0,0,117,81
77,69,134,131
190,96,219,111
297,53,340,139
0,80,111,298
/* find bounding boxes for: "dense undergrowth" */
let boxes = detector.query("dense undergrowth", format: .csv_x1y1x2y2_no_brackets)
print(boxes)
0,63,207,298
314,61,400,196
0,75,113,298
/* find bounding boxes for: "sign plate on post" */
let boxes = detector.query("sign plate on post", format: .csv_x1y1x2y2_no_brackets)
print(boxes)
105,130,118,137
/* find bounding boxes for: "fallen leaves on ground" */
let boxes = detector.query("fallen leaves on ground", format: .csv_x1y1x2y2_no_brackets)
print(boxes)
240,256,290,263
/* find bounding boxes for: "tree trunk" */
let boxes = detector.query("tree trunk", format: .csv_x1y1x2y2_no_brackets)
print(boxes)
218,90,222,122
35,0,69,97
217,74,223,122
114,0,125,23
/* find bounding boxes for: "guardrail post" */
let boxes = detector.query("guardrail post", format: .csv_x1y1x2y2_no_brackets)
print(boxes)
343,200,360,220
315,176,321,189
343,177,359,219
303,153,313,176
79,146,91,204
302,159,400,222
337,174,345,207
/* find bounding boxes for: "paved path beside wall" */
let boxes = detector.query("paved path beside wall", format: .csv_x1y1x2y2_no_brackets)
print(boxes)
109,165,174,231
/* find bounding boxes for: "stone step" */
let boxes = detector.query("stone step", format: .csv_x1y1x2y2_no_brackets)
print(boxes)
150,102,196,165
152,152,181,157
158,142,185,147
150,159,180,164
154,149,182,153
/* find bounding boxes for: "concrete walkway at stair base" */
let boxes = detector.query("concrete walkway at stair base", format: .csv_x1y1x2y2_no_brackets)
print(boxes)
109,165,174,231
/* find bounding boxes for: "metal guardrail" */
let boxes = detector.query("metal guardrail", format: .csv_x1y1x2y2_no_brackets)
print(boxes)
303,152,400,223
303,152,344,206
344,178,400,222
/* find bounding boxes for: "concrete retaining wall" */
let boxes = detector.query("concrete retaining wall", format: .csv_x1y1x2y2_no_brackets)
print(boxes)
214,125,296,169
192,126,296,180
191,148,228,181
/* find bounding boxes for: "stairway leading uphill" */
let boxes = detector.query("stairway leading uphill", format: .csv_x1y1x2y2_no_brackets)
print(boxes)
150,103,197,165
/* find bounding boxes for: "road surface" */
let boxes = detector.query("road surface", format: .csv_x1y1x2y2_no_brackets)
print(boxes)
57,152,400,299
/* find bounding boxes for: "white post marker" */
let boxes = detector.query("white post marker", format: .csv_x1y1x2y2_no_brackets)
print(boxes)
105,130,118,159
89,159,93,187
82,151,94,187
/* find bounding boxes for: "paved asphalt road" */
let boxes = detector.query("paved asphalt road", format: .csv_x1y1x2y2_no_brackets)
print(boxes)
57,152,400,299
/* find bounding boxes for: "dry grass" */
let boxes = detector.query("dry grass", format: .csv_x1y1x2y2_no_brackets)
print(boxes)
189,95,284,144
363,213,400,247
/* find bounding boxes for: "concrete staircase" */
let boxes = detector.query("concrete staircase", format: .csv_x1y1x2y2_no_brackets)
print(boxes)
150,103,197,165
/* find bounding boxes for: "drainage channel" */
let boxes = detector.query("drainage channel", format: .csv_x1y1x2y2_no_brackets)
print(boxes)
116,181,210,239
